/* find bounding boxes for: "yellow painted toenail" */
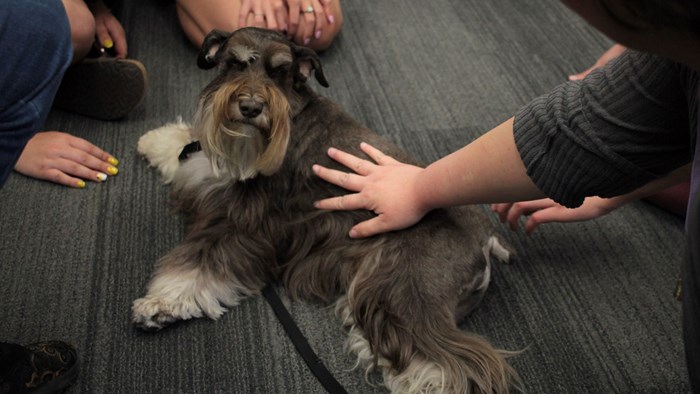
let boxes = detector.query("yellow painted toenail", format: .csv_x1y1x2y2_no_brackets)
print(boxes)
103,39,114,49
108,157,119,166
77,180,86,188
107,166,118,175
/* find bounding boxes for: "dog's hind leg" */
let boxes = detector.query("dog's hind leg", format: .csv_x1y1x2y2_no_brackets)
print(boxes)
338,246,519,394
132,226,271,330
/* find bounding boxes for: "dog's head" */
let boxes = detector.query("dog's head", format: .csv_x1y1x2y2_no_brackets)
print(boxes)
192,27,328,181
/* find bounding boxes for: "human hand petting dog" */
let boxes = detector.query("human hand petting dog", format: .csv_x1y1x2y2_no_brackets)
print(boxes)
14,132,119,188
238,0,335,47
312,142,429,238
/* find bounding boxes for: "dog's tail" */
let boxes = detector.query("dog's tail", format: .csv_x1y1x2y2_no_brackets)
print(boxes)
397,323,521,394
339,295,521,393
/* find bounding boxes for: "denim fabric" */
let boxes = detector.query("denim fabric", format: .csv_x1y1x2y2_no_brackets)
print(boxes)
0,0,73,189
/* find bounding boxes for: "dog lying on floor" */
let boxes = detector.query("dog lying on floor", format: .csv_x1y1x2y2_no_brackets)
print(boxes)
132,27,519,393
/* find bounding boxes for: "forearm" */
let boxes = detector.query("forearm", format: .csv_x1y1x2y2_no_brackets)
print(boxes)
414,117,546,211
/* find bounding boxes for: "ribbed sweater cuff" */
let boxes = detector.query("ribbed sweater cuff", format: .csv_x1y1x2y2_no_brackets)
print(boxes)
513,84,657,208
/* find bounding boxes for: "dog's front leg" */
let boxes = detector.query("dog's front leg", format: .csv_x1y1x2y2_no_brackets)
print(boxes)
132,233,268,330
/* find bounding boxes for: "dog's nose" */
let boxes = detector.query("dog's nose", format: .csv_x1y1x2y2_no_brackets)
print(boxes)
239,99,263,118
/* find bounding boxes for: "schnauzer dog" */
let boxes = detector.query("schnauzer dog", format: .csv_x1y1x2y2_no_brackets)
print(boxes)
133,27,519,393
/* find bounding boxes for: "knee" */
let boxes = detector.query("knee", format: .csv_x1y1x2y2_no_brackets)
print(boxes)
176,1,241,49
62,0,96,61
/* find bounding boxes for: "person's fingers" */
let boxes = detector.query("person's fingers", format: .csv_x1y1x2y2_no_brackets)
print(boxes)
287,0,301,37
67,134,113,161
359,142,395,165
326,147,375,176
348,216,391,238
104,19,128,58
309,0,325,42
262,1,279,30
523,212,550,236
95,22,114,54
239,0,253,28
52,157,112,183
61,148,117,178
504,200,558,230
313,193,367,211
312,164,365,191
490,203,512,223
299,2,316,45
273,0,287,32
245,0,264,28
42,167,89,189
318,0,334,24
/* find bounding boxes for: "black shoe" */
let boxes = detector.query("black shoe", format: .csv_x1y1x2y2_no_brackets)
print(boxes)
53,56,147,121
0,341,79,394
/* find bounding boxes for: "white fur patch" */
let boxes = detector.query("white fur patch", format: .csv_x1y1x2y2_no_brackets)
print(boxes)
482,236,510,265
137,118,194,183
132,264,250,330
335,297,449,394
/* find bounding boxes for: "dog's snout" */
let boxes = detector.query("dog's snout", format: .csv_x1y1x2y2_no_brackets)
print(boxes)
239,99,263,118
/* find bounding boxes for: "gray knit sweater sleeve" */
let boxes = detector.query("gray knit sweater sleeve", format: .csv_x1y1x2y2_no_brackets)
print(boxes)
514,51,691,208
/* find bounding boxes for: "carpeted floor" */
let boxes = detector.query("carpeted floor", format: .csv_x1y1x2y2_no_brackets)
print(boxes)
0,0,690,392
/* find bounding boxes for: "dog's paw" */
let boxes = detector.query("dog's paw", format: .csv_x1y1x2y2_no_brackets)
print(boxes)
137,119,194,183
131,296,203,331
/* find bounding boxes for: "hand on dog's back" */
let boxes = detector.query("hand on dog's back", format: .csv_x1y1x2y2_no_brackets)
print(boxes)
312,142,428,238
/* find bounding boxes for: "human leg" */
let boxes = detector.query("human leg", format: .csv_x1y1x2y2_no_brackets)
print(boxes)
61,0,96,62
175,0,343,51
0,0,73,188
176,0,243,48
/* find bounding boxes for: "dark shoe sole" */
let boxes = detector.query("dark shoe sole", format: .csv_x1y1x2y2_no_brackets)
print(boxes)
54,58,147,121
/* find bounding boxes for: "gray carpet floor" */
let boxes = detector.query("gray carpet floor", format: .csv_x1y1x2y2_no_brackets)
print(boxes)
0,0,691,392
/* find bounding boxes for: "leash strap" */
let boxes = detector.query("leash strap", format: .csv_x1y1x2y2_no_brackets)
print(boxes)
261,285,348,394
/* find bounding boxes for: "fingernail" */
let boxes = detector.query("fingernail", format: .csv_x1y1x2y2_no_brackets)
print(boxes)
77,180,86,188
304,38,311,46
96,172,108,181
107,166,119,175
108,157,119,166
315,30,321,39
349,229,357,238
312,164,319,172
327,147,336,155
103,39,114,49
328,15,335,24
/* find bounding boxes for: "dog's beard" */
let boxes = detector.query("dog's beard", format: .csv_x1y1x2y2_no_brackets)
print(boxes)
193,82,291,181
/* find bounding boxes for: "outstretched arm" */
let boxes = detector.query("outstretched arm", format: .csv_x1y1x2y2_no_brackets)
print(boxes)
313,117,546,238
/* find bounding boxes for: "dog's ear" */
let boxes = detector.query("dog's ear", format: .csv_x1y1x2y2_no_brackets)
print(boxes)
197,30,232,70
292,45,329,88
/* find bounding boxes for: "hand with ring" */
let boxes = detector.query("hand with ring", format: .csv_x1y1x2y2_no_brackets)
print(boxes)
239,0,288,32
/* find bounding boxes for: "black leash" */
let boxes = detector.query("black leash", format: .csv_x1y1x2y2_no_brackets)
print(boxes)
261,285,348,394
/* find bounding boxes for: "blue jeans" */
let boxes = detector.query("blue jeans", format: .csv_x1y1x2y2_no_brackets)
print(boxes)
0,0,73,189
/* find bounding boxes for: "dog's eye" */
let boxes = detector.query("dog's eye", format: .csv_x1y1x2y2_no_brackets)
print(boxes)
226,58,248,71
267,63,291,80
